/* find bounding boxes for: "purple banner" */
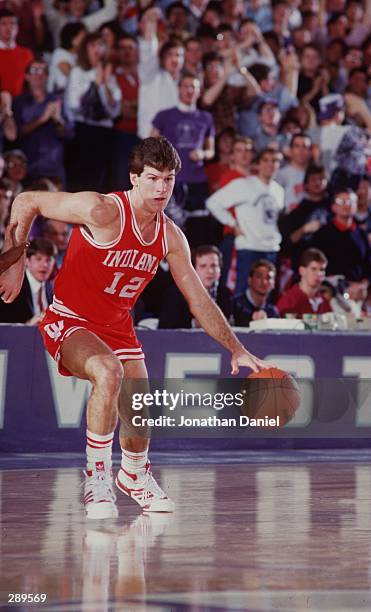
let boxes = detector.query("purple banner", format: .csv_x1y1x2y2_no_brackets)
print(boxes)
0,326,370,451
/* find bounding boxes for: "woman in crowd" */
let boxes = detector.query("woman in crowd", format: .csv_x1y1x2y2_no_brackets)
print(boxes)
64,32,121,192
48,22,87,94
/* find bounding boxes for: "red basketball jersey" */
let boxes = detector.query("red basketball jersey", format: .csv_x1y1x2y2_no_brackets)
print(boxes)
50,191,168,326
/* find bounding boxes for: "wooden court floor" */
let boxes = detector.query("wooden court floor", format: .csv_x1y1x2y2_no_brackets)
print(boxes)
1,452,371,611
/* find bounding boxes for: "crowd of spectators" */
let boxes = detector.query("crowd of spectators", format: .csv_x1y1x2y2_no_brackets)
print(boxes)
0,0,370,327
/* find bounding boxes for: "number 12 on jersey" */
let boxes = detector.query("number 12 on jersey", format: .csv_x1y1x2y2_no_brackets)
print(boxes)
104,273,146,298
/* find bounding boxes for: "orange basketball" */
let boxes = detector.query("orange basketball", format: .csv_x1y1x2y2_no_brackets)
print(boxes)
241,367,300,427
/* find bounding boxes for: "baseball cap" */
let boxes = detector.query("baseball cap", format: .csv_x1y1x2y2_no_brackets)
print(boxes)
257,97,279,113
318,94,344,121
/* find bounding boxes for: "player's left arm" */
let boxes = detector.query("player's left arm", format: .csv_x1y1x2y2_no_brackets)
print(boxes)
166,220,271,374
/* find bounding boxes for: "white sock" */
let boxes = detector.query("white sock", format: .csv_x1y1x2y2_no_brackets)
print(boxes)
121,448,148,474
86,429,114,472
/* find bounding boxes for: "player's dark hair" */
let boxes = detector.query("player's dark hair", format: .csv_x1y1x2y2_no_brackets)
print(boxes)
299,248,328,268
249,259,276,277
191,245,223,268
128,137,181,175
26,238,57,259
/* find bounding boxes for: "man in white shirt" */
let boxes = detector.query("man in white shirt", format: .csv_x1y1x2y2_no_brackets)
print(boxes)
309,94,350,175
0,237,55,324
206,147,284,294
275,132,313,212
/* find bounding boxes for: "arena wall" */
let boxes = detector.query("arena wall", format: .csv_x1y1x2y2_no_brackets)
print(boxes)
0,326,370,451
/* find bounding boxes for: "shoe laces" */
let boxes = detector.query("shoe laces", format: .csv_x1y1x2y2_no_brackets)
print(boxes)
84,470,116,503
135,464,167,500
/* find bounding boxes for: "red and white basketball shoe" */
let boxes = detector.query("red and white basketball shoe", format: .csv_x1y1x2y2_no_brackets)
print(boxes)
84,466,118,519
115,462,175,512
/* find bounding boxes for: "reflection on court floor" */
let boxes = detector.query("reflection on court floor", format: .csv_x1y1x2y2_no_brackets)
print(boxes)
1,452,371,611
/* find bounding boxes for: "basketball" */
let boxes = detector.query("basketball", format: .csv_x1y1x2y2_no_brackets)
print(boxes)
241,367,300,427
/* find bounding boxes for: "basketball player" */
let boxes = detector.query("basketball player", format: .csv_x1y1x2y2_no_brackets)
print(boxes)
0,138,271,519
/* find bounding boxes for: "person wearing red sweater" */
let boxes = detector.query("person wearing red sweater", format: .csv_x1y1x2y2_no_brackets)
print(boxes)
276,248,332,317
0,10,33,97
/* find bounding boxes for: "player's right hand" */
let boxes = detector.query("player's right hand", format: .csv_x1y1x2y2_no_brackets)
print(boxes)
231,346,274,375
